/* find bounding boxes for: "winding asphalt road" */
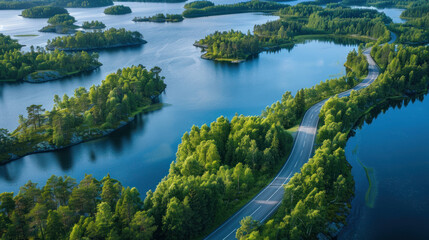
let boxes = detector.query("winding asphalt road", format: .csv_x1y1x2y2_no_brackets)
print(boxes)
204,49,380,240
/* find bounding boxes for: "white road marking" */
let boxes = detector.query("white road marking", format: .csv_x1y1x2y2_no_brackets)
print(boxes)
223,229,236,240
250,206,262,217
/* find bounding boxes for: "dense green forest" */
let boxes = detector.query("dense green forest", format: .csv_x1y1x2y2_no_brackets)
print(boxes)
386,2,429,44
0,174,158,239
182,0,285,18
82,20,106,29
0,34,22,54
0,34,101,82
237,45,429,239
40,13,78,34
0,65,166,162
46,28,146,51
104,5,131,15
133,13,184,23
196,5,390,62
21,6,68,18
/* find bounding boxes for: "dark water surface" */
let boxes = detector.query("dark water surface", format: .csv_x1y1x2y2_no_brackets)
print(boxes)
339,97,429,240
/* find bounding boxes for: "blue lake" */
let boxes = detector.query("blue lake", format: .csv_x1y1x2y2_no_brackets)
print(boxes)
339,96,429,240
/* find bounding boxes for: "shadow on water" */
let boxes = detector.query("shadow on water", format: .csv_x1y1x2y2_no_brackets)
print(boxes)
340,91,428,239
349,92,427,138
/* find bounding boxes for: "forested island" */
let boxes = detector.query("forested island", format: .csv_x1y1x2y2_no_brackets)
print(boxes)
39,13,78,34
21,6,68,18
0,34,101,83
104,5,132,15
0,65,166,163
133,13,184,23
46,28,147,51
82,20,106,29
196,5,390,62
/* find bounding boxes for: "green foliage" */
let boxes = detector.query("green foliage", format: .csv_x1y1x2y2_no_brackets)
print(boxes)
197,30,260,60
104,5,132,15
0,43,100,81
82,20,106,29
306,8,391,41
184,1,214,9
236,216,259,240
0,34,21,54
345,48,369,78
388,3,429,44
142,115,293,239
47,28,146,50
133,13,184,23
0,174,156,239
183,0,284,18
47,13,76,26
400,3,429,18
21,6,68,18
40,13,78,34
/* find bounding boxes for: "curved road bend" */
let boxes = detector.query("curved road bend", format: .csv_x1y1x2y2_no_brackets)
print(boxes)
205,49,380,240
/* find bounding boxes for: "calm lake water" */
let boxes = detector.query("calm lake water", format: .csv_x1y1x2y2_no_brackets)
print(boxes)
339,97,429,240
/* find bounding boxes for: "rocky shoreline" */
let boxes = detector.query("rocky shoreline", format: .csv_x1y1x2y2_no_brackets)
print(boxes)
46,40,147,51
2,103,163,165
23,64,101,83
